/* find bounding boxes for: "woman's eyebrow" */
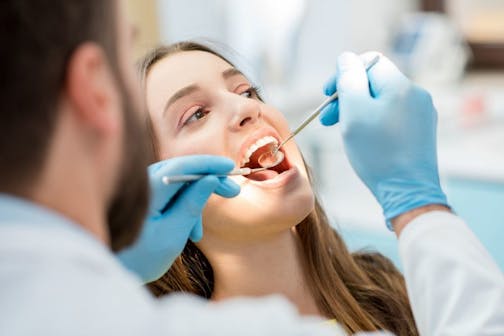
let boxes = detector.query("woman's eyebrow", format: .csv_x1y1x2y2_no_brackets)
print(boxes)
222,68,245,80
163,84,200,117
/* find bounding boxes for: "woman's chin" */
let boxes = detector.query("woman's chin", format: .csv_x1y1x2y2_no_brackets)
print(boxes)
204,188,315,238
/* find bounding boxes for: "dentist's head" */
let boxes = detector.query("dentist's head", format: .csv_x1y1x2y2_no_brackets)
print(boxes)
0,0,149,251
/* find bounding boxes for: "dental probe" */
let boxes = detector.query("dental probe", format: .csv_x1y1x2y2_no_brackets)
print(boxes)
258,54,381,168
162,166,269,184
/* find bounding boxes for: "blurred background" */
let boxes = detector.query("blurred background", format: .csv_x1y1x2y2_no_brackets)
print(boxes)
125,0,504,270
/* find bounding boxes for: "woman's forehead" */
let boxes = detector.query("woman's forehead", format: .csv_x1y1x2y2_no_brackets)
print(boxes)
145,50,246,114
152,50,234,82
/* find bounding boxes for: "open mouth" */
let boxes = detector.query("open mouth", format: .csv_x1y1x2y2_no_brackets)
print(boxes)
240,136,291,181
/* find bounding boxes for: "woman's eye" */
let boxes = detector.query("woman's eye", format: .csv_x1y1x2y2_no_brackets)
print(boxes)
183,107,209,126
240,86,259,99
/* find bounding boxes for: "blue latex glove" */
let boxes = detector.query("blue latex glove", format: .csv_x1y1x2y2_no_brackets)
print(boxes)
118,155,240,283
320,52,448,229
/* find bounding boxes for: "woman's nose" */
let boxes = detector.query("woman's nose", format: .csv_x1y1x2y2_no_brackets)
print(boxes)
228,98,261,131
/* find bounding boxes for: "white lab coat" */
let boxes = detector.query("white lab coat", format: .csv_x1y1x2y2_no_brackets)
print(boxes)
0,195,502,336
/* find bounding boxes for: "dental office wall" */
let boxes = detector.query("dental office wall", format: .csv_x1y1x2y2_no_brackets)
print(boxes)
127,0,504,271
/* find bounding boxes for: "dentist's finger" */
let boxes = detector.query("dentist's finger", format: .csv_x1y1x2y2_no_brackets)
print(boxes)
323,73,338,96
165,175,220,219
336,52,371,98
149,156,235,212
320,101,340,126
214,177,241,198
189,218,204,242
366,55,410,99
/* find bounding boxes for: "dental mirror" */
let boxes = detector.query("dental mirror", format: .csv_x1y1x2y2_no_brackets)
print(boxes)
257,148,285,168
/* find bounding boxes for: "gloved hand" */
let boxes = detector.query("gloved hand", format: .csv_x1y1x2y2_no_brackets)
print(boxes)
320,52,448,229
118,155,240,283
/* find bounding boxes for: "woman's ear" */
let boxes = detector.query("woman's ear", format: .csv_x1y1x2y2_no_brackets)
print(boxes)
64,42,121,136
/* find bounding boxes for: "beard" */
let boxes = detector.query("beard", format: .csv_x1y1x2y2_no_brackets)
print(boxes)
106,78,150,252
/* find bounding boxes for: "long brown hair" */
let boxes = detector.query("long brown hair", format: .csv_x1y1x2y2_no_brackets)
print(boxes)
139,42,418,336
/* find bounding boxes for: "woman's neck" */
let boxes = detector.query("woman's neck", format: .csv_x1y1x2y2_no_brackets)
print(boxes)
202,228,321,317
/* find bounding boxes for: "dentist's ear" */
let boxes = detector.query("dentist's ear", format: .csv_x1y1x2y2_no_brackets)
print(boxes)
65,42,121,136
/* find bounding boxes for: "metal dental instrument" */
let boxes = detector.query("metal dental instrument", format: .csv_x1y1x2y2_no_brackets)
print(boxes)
162,166,270,184
257,54,381,168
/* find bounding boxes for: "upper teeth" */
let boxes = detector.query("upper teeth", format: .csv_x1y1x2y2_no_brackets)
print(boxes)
241,136,278,166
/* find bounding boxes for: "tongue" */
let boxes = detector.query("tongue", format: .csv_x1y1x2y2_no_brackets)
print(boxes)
246,169,279,181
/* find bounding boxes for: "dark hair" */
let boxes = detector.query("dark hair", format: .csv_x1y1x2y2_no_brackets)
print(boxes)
140,42,418,336
0,0,117,194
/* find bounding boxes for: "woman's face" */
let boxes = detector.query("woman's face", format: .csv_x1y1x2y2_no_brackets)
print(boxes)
145,50,314,243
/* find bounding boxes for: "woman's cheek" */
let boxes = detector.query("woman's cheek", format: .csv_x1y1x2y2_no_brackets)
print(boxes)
264,108,291,137
166,137,224,157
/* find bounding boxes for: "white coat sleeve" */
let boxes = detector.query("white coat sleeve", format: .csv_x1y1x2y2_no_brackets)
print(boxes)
399,211,504,335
